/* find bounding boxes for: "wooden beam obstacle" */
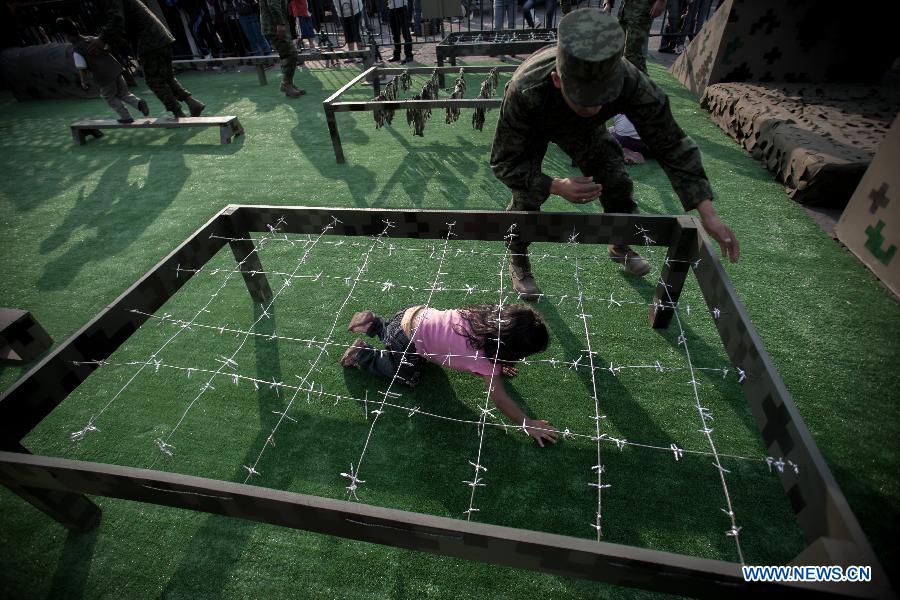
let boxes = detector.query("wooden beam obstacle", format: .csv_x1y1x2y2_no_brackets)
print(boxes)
70,116,244,146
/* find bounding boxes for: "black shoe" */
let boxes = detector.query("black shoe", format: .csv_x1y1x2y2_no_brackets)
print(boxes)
137,99,149,116
401,56,413,64
658,46,676,54
117,117,135,124
388,55,401,62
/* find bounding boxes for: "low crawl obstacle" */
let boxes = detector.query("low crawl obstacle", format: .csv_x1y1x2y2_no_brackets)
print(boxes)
322,64,516,164
0,205,890,597
70,116,244,146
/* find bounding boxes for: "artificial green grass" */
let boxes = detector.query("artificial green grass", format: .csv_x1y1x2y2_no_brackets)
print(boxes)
0,60,897,599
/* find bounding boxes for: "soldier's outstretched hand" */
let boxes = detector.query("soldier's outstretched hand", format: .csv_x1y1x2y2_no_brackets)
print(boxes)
551,176,603,204
696,200,740,263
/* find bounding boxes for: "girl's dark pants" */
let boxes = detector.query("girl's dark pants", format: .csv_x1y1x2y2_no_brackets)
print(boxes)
356,309,426,387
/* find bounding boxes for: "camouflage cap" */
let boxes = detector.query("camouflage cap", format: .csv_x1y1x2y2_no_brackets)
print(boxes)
556,8,626,107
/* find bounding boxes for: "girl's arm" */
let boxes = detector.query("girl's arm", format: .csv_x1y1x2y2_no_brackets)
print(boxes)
482,375,557,447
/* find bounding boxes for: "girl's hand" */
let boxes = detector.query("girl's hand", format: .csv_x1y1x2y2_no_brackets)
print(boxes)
501,365,518,378
525,419,558,448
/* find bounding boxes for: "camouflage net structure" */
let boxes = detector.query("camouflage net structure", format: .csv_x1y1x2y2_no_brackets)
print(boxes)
324,65,516,163
471,68,500,132
701,82,900,207
373,67,501,137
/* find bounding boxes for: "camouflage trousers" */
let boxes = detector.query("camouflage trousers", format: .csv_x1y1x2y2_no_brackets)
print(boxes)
618,0,654,74
507,128,636,256
265,35,297,83
140,45,191,112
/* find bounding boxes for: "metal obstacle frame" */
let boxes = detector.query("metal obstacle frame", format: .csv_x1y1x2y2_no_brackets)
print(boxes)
435,29,557,85
322,64,517,164
0,206,891,599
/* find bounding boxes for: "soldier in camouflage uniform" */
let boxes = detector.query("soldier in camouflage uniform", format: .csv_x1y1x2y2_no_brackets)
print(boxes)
602,0,666,74
491,8,739,300
88,0,205,119
259,0,306,97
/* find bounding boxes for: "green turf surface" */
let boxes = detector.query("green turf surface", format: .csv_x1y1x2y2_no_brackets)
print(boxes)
0,60,897,598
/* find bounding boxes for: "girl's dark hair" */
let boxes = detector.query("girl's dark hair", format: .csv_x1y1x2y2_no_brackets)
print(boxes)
457,304,549,363
55,17,78,36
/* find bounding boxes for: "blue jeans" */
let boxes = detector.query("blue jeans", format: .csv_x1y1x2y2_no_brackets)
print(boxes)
238,14,272,55
493,0,516,30
355,309,426,387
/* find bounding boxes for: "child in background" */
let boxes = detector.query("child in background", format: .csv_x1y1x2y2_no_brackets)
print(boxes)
56,17,149,124
341,303,558,447
289,0,316,49
608,113,649,165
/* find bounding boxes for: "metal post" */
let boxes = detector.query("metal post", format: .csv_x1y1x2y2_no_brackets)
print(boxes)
649,216,697,329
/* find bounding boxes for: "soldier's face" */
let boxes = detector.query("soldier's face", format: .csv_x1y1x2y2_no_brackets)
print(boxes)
551,71,603,118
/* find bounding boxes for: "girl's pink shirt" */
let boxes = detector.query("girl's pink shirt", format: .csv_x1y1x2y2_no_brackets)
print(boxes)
411,308,499,377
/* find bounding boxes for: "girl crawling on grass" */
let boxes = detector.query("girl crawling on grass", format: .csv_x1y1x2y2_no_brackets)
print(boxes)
340,304,558,447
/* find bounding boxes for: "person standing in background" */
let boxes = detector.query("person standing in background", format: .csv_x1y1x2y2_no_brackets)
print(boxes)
604,0,665,74
386,0,413,63
234,0,272,55
289,0,317,49
334,0,364,60
260,0,306,96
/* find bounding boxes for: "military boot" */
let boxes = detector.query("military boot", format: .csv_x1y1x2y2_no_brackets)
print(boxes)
509,254,542,301
280,81,306,97
185,96,205,117
170,106,188,119
608,244,651,276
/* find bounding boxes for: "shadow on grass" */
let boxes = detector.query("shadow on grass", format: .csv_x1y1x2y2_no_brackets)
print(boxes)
46,526,99,599
532,299,748,560
35,137,196,291
161,301,281,599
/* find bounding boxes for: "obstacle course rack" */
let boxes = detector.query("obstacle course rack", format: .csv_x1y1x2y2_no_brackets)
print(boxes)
322,65,517,164
436,29,557,86
0,205,890,598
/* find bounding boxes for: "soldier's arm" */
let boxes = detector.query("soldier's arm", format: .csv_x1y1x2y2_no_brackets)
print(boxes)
623,65,740,262
93,0,128,49
489,84,553,199
621,64,713,212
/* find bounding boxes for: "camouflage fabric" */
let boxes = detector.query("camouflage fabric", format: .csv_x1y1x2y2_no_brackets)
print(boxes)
617,0,656,74
95,0,175,55
265,35,297,83
490,44,714,243
556,9,625,106
259,0,291,36
141,44,191,112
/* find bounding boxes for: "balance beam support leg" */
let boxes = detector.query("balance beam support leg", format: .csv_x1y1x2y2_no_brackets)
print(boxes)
71,127,86,146
2,443,100,532
256,64,267,86
649,217,698,329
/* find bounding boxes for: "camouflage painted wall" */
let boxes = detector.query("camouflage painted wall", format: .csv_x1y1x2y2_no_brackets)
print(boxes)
0,44,99,101
835,112,900,297
672,0,898,97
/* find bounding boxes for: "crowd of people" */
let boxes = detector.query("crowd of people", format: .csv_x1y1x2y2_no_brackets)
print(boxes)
8,0,719,62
